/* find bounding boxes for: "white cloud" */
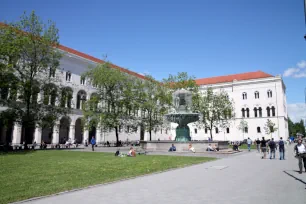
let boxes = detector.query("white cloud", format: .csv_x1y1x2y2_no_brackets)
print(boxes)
283,68,299,77
297,60,306,69
283,60,306,78
287,103,306,122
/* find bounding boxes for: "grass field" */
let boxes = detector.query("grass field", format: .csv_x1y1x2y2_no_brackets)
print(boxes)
0,150,215,204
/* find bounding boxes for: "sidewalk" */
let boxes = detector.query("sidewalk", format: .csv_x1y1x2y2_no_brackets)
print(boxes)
17,146,306,204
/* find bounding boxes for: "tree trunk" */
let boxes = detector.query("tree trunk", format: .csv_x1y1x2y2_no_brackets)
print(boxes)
210,129,213,141
115,126,119,147
149,130,152,141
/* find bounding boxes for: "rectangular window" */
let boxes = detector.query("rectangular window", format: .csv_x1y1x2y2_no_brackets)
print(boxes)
80,76,85,85
226,128,230,134
49,68,55,78
194,128,197,134
66,71,71,82
215,128,219,134
205,128,208,134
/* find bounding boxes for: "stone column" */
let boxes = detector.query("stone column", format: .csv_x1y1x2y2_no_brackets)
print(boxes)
96,126,102,144
52,123,60,144
12,123,22,145
83,129,89,144
69,124,75,141
37,92,42,104
34,127,42,144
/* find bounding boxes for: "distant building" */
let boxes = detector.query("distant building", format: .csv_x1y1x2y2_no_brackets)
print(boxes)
0,45,288,145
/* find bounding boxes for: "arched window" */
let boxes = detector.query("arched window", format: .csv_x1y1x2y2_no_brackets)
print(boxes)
43,84,57,106
246,108,250,118
76,90,87,110
267,90,272,98
271,106,276,116
60,87,73,108
1,87,9,101
244,127,248,133
258,107,262,117
266,107,271,117
205,128,208,134
215,128,219,134
254,107,258,117
257,127,261,133
194,128,198,134
254,91,259,99
242,92,247,100
241,108,245,118
226,128,230,133
90,93,99,111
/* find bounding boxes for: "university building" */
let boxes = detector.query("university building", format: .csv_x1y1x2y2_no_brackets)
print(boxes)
0,45,288,145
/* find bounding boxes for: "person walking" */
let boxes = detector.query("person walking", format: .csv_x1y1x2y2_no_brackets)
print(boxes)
247,137,252,152
278,137,285,160
294,138,306,174
91,136,96,151
255,138,261,153
260,137,270,159
268,138,276,159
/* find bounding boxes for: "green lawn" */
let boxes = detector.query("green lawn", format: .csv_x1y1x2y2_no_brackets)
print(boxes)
0,150,215,204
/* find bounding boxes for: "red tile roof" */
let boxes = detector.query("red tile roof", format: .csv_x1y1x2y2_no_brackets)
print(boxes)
57,45,146,80
195,71,273,85
0,22,145,80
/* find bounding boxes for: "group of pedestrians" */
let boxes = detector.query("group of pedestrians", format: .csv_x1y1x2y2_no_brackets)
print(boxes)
254,136,306,174
252,137,285,160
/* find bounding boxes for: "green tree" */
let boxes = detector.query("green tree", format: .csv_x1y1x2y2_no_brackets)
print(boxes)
192,87,234,140
136,75,171,141
288,117,294,136
237,119,248,140
264,119,278,139
0,11,68,147
162,72,198,92
83,62,139,146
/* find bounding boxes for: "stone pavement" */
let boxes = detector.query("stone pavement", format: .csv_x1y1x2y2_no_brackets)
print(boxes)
17,146,306,204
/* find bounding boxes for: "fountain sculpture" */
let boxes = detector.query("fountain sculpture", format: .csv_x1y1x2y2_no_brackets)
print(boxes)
165,89,199,142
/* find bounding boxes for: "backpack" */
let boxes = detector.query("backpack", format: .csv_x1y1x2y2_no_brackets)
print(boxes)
115,150,120,156
279,140,284,148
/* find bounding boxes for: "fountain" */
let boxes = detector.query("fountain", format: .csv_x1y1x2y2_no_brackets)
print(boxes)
165,89,199,142
140,88,229,152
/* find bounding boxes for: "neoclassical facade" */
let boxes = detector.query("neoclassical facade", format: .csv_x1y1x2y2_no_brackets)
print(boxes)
181,71,289,141
0,45,288,145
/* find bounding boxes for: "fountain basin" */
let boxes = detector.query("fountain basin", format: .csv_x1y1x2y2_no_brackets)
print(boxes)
165,113,199,142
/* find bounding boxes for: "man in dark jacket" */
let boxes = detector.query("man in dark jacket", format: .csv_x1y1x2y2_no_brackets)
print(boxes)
268,138,276,159
255,138,261,153
278,137,285,160
261,137,270,159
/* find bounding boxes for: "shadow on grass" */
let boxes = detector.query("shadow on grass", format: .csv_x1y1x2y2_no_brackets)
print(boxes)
283,170,306,189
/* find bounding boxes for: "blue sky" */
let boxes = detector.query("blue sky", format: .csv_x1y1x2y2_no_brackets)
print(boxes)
1,0,306,113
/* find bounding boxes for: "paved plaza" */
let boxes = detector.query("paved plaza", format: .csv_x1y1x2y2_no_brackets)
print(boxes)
16,145,306,204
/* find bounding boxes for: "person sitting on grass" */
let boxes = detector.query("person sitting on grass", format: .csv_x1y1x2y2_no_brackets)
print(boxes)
127,147,136,157
169,144,176,152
